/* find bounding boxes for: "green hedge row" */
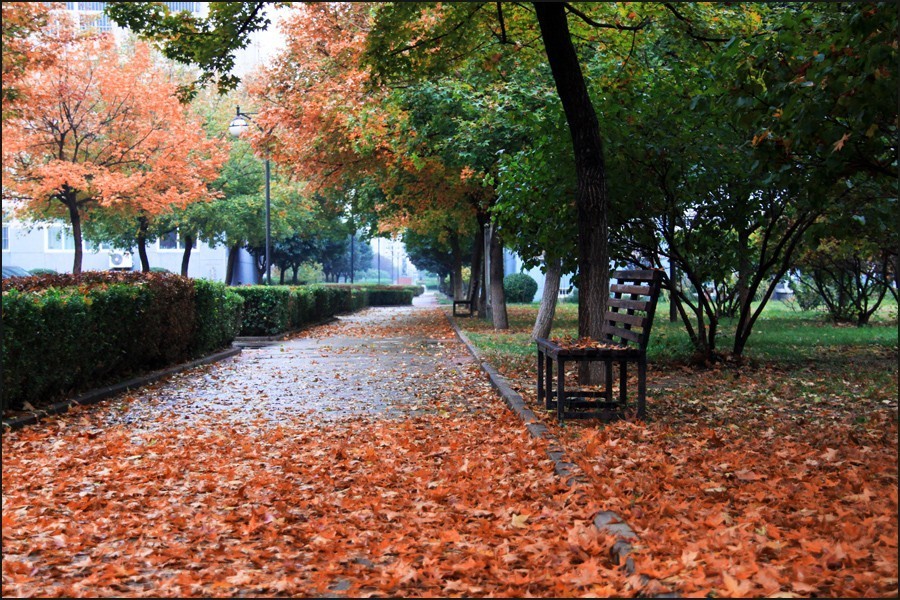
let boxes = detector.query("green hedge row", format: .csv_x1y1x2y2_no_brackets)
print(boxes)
232,284,415,336
2,277,417,411
2,275,243,411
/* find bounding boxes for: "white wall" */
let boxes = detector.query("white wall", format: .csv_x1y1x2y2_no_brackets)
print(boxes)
2,219,256,282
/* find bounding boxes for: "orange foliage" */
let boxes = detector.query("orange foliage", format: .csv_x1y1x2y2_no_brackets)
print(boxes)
252,3,478,238
1,2,57,120
2,19,226,271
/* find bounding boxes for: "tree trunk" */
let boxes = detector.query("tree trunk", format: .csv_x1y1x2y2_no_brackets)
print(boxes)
137,216,150,272
490,227,509,330
225,244,239,285
532,255,562,340
468,225,483,310
535,3,609,382
669,261,678,322
736,228,751,328
279,267,286,284
449,231,464,300
65,194,83,277
180,234,193,277
291,264,299,284
476,219,489,317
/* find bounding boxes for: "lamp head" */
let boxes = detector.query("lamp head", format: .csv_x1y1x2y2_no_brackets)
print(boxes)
228,116,249,137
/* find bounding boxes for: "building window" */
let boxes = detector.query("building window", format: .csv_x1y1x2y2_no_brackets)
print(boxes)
163,2,201,13
2,224,9,251
46,224,76,251
158,230,197,251
86,240,113,252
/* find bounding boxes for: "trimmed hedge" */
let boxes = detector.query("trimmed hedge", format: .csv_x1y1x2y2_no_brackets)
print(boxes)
504,273,538,303
231,285,355,336
192,280,244,357
2,276,418,411
366,287,415,306
339,284,417,306
2,273,242,411
233,284,416,336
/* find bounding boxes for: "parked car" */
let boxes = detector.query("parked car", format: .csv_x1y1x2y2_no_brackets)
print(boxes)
2,265,31,279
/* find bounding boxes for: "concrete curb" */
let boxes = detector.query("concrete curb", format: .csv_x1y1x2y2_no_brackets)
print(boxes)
2,346,242,432
443,310,666,587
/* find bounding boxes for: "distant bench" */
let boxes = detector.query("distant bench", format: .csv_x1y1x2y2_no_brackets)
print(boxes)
453,288,476,317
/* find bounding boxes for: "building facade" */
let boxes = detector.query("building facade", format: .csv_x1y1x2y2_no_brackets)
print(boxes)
1,219,258,283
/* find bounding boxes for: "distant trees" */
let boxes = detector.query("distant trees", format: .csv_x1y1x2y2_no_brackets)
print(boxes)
103,1,896,344
2,17,225,275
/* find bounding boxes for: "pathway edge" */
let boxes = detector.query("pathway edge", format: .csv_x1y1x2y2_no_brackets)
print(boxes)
2,346,242,433
444,309,675,594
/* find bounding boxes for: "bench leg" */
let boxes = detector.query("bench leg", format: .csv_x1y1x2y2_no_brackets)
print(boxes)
637,356,647,419
557,359,566,422
537,349,544,406
546,352,554,411
604,360,613,402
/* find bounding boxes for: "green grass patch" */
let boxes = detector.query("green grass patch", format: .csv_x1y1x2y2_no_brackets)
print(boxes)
457,300,898,367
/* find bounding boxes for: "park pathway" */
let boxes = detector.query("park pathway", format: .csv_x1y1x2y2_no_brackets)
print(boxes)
96,291,490,431
1,292,624,598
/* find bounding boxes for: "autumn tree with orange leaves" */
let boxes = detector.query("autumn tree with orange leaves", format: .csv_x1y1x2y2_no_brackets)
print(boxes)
0,1,55,122
2,18,225,275
251,3,486,303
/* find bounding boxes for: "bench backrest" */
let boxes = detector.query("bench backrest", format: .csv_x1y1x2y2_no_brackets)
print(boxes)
601,269,664,352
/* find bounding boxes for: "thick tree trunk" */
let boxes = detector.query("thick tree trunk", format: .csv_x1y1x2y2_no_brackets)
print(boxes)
137,216,150,272
180,234,193,277
532,255,562,340
225,244,239,285
291,264,299,284
65,195,83,277
535,3,609,382
279,267,286,284
490,227,508,330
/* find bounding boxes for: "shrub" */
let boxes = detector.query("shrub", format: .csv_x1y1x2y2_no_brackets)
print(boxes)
1,273,199,410
231,286,292,336
504,273,538,303
362,285,415,306
192,279,244,357
27,268,57,275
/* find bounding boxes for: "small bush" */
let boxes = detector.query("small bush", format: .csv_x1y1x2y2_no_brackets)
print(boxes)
232,286,292,336
504,273,538,303
192,280,244,357
361,285,415,306
28,268,57,275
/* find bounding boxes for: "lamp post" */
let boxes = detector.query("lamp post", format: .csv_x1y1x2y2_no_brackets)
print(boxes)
228,106,271,286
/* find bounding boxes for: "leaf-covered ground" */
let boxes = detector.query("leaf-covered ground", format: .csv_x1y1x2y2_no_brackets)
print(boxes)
3,301,897,597
2,305,635,598
461,304,899,597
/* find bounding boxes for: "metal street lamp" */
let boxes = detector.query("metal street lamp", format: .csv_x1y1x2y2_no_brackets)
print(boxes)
228,106,272,286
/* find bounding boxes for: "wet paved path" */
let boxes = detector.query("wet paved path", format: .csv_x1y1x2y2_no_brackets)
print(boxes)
99,292,490,431
1,291,619,598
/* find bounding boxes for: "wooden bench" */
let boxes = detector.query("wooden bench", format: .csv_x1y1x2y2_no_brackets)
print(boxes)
535,269,663,421
452,288,476,317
